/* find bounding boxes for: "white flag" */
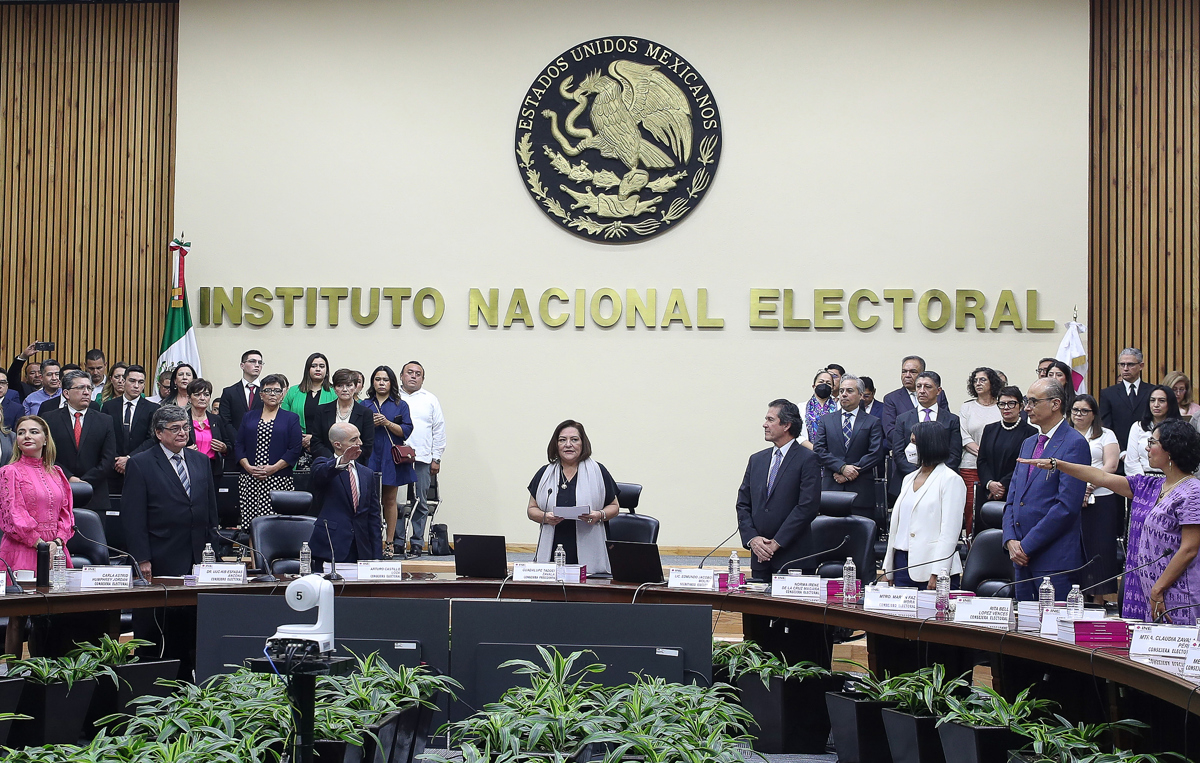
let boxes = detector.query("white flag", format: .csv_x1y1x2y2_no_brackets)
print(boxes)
1056,321,1087,394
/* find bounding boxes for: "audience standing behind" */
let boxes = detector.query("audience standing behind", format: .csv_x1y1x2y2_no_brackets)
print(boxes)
282,352,335,451
1099,347,1152,459
976,386,1039,508
1124,386,1181,476
235,374,303,527
1069,393,1121,603
1164,370,1200,419
399,362,446,556
958,367,1003,534
363,365,414,558
812,375,884,519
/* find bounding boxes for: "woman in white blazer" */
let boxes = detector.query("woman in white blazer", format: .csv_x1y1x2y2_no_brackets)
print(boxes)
884,422,966,588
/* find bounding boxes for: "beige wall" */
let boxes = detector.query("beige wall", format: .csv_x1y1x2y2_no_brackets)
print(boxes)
176,0,1090,546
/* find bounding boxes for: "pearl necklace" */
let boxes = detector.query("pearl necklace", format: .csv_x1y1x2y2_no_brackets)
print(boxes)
1000,419,1020,431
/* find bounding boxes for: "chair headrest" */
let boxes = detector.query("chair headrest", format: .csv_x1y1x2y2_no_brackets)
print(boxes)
819,491,856,517
978,501,1006,531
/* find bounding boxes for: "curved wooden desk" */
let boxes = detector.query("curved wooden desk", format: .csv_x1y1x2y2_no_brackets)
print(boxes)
6,575,1199,718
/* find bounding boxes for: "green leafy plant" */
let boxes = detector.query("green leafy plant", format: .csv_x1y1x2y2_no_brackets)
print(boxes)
67,635,154,667
838,661,914,704
1016,714,1150,763
711,638,830,689
6,654,117,689
889,664,970,717
937,685,1056,729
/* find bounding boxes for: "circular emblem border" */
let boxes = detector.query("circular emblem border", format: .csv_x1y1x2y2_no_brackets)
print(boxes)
514,36,723,243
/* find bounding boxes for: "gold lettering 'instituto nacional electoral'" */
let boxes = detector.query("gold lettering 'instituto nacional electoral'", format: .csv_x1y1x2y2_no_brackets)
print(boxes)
515,37,722,242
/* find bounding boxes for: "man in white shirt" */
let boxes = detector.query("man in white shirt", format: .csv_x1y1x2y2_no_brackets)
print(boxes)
101,365,160,495
399,361,446,556
888,371,962,499
218,349,265,434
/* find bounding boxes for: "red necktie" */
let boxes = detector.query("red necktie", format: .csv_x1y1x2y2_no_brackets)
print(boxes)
73,412,83,447
247,384,256,409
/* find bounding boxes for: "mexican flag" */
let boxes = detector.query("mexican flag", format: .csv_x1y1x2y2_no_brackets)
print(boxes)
155,237,203,381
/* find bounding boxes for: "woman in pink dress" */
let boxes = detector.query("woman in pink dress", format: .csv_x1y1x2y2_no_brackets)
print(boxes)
0,415,74,654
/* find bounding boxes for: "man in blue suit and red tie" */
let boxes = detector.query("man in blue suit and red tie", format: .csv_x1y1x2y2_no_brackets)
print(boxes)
308,422,382,566
1003,378,1091,600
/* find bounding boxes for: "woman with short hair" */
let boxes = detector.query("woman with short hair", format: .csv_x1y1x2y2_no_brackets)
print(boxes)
975,386,1037,509
235,374,303,526
187,379,235,481
1125,386,1181,476
309,368,375,465
526,420,619,576
1164,371,1200,419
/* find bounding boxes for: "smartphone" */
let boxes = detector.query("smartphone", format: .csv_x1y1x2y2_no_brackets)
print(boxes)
33,342,55,352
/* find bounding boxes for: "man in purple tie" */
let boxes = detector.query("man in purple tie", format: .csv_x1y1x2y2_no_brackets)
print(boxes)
1002,378,1091,600
735,399,821,581
888,371,962,502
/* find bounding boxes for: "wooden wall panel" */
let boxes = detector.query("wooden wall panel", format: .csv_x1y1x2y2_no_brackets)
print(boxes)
1090,0,1200,391
0,3,177,380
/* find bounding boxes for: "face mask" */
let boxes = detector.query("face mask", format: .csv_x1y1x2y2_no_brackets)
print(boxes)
815,383,832,399
905,442,920,465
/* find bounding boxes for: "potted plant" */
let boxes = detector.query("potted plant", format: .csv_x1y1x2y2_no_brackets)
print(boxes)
728,647,839,754
0,655,26,747
827,663,915,763
711,638,770,692
6,653,115,747
71,635,181,734
1010,715,1149,763
880,665,970,763
936,685,1055,763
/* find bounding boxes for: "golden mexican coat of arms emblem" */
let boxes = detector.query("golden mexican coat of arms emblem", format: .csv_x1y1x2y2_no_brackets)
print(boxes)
515,37,722,242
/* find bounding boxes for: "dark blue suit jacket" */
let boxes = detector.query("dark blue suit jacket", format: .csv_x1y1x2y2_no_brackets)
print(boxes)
2,390,22,429
880,386,950,441
735,441,821,577
121,446,219,576
234,409,304,476
813,409,885,507
1002,422,1090,598
307,456,381,563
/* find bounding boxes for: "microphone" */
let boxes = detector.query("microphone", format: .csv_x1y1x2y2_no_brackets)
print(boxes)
774,536,851,574
876,547,962,584
322,520,343,581
990,555,1100,598
222,536,278,583
697,528,741,569
1156,603,1200,624
1080,550,1170,594
0,557,28,594
71,527,151,586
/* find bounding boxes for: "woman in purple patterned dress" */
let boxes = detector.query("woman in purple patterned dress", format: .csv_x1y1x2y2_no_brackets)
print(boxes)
1021,418,1200,624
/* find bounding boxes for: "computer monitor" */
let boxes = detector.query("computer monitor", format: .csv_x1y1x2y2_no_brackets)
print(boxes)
453,534,509,579
606,540,664,584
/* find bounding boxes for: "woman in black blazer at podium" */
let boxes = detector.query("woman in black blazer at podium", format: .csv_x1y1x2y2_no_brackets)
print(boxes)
307,369,374,465
185,379,236,481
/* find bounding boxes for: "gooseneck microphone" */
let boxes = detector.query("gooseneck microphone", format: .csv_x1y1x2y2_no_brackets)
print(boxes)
773,536,851,574
1080,550,1171,594
697,528,742,569
222,537,278,583
875,547,962,584
71,527,152,586
0,557,27,594
322,520,344,581
989,555,1099,598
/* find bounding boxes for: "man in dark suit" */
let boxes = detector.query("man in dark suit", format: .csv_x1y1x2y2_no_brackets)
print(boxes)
122,405,220,675
890,371,962,500
1098,347,1152,456
43,370,116,512
814,375,885,518
0,370,22,429
217,349,264,435
735,399,821,580
1002,378,1090,600
308,422,382,565
7,341,43,400
100,364,159,496
880,355,950,442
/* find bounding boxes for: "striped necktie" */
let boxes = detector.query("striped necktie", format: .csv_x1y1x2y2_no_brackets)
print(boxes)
171,453,191,497
843,411,853,447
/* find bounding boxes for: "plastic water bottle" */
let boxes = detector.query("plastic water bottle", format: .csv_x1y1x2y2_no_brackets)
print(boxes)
299,542,312,575
50,544,66,590
202,543,216,564
1038,576,1055,620
842,557,857,603
728,551,741,589
1066,584,1085,619
554,544,567,568
935,571,950,615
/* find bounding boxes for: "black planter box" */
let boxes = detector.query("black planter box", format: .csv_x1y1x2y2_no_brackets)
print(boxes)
314,709,402,763
9,678,97,747
882,708,945,763
737,673,840,754
398,701,437,763
826,691,896,763
938,720,1024,763
83,659,181,735
0,677,25,746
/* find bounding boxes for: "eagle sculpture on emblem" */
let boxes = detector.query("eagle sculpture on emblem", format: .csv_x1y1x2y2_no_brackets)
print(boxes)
515,38,722,243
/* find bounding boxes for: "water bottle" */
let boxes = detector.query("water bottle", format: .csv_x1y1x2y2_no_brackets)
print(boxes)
728,551,741,589
935,571,950,615
1038,576,1055,620
299,542,312,575
554,544,567,568
1066,584,1084,619
50,544,66,590
842,556,857,603
202,543,216,564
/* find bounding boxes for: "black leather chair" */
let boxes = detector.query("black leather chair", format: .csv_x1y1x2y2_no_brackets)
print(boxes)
69,481,94,510
961,500,1013,597
67,508,110,567
250,515,316,575
270,490,315,517
606,513,659,544
615,482,642,513
785,514,877,582
819,491,857,517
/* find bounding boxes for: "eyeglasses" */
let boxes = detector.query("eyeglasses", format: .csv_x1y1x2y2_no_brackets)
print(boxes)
69,385,94,392
335,383,356,390
1070,408,1094,416
162,424,190,434
1147,437,1159,447
997,401,1020,409
1023,397,1048,407
1118,361,1141,368
260,388,284,396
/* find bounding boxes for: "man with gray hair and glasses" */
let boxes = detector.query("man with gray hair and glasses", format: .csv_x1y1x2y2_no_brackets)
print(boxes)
1099,347,1152,463
813,374,885,518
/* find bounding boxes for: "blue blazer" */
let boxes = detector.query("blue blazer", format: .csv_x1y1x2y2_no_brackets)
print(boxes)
1002,423,1090,573
234,409,304,476
307,456,381,563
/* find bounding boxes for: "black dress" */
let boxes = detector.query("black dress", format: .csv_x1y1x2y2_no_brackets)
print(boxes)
975,420,1038,511
528,463,618,565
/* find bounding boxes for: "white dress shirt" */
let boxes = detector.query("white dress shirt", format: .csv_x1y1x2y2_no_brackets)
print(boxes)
120,396,141,429
916,402,939,422
399,387,446,463
766,439,796,488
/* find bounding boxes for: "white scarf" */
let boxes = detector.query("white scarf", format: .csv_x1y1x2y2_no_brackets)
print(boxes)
533,458,611,576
